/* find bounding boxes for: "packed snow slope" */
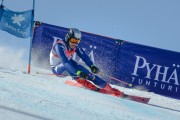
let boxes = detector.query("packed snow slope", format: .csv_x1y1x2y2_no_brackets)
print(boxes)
0,67,180,120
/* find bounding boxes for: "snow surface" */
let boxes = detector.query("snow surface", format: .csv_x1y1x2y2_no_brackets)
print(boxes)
0,67,180,120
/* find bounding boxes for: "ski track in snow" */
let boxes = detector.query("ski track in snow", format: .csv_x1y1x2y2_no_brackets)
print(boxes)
0,67,180,120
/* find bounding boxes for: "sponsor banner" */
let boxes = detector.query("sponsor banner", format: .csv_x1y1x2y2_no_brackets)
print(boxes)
32,22,180,99
0,6,33,38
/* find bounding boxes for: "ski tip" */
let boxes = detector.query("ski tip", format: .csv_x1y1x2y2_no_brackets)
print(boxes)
111,93,150,104
140,98,150,104
124,95,150,104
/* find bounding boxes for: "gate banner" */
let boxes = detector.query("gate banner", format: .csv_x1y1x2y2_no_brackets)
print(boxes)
0,6,33,38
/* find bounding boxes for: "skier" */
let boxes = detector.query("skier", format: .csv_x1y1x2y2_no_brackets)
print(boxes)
50,28,124,97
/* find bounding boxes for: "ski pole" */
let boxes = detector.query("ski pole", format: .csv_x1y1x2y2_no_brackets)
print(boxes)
100,72,132,87
36,72,78,78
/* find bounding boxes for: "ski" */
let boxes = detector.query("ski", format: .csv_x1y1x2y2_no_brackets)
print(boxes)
122,94,150,104
65,80,150,104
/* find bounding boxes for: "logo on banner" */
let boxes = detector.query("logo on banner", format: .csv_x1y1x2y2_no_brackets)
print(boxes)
131,55,179,93
4,14,27,37
12,14,25,26
0,8,32,38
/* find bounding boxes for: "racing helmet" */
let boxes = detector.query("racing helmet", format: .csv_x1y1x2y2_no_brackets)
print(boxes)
65,28,82,44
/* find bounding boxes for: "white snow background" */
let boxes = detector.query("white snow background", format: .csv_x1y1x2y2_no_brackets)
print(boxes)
0,40,180,120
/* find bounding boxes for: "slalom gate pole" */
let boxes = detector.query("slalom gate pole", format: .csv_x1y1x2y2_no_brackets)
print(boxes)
36,72,78,78
100,72,132,87
27,0,35,74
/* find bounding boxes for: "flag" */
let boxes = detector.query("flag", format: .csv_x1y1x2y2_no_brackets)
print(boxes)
0,7,33,38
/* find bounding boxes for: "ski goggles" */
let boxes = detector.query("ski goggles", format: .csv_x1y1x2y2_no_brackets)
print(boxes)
69,38,80,44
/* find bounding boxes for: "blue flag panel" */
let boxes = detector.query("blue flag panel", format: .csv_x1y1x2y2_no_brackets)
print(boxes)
32,22,180,100
0,6,33,38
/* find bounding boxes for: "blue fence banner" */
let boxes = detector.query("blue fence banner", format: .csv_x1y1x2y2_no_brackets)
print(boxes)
32,22,180,100
0,6,33,38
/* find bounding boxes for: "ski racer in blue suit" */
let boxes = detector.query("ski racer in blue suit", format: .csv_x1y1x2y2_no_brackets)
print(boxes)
50,28,123,97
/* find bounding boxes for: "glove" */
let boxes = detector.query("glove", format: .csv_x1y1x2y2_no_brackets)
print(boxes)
76,70,88,79
90,65,100,74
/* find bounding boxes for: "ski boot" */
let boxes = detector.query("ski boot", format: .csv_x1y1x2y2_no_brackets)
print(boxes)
76,78,100,91
102,83,124,97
